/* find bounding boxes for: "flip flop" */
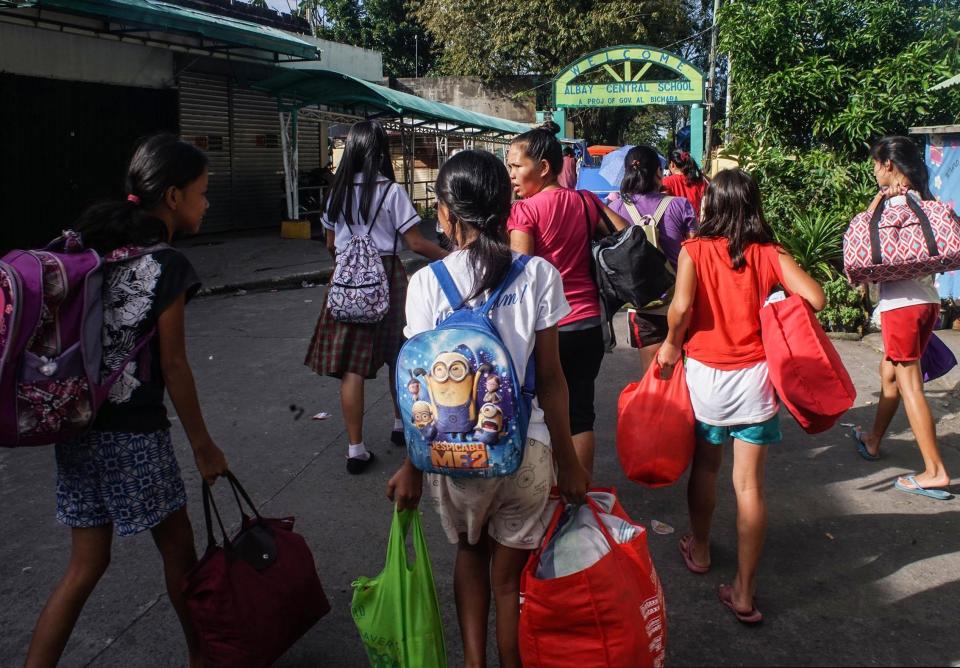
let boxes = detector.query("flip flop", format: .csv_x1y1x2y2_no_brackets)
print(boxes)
894,475,953,500
850,427,880,461
717,584,763,625
678,533,709,574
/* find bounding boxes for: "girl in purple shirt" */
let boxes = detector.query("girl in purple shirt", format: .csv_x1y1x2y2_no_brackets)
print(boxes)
608,145,696,372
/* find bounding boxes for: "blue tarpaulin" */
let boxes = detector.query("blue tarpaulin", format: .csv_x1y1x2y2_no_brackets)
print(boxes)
928,133,960,215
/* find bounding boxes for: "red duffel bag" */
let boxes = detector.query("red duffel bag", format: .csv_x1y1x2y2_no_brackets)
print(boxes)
844,192,960,283
617,360,695,487
183,472,330,667
519,491,666,668
760,294,856,434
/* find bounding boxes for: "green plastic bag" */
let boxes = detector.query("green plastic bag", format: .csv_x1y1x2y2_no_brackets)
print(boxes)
351,507,447,668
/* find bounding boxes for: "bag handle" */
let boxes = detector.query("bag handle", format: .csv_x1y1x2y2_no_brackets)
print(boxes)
200,471,264,551
868,193,939,266
386,505,428,571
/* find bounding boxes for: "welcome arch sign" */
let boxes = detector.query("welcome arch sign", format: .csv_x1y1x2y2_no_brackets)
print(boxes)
552,45,707,164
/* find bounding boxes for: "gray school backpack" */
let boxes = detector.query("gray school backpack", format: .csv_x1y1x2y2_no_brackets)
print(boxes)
326,185,397,324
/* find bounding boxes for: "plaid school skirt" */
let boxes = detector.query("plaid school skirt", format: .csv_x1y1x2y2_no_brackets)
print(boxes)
304,257,408,379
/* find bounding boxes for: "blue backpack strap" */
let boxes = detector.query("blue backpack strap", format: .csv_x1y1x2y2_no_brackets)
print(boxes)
430,260,465,310
480,255,532,316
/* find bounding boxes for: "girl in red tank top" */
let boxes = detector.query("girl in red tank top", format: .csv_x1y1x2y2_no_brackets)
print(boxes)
656,169,825,625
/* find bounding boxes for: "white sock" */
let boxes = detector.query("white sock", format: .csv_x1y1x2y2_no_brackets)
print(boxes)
393,418,403,431
348,442,370,460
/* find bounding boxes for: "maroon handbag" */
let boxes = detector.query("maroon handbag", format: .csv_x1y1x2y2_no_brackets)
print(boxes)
182,472,330,667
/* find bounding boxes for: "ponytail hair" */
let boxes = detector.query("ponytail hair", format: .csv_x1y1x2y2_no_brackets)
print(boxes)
620,145,662,197
669,148,704,186
510,123,563,177
871,135,932,200
434,150,514,301
76,133,208,254
697,168,775,270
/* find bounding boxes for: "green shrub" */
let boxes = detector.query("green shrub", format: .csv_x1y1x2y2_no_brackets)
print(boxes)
817,277,867,333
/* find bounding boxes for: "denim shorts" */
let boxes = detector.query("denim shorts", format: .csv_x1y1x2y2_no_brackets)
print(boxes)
55,429,187,536
695,413,782,446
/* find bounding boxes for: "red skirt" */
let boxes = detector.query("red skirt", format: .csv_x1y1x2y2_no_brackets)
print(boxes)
304,257,408,379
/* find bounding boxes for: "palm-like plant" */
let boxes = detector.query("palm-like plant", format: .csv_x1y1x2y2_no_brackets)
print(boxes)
774,209,848,282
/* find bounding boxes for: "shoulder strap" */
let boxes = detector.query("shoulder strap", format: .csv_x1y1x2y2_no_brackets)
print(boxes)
652,195,674,225
364,183,392,231
480,256,532,316
430,260,465,310
622,200,646,226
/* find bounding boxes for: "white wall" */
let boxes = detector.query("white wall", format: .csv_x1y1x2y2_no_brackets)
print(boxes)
281,35,383,82
0,21,174,88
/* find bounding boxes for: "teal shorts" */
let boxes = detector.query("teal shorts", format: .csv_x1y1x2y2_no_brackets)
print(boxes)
695,413,781,446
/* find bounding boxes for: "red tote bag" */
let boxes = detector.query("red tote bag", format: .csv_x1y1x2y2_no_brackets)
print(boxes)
183,472,330,668
519,492,667,668
760,294,856,434
617,361,695,487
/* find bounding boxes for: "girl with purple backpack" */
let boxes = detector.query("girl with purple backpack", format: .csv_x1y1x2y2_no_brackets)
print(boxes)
304,121,446,474
26,134,228,667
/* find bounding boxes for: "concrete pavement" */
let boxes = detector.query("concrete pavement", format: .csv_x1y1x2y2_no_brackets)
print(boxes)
2,280,959,667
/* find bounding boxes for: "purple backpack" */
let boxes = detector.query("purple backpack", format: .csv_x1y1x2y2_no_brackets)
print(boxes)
0,232,159,447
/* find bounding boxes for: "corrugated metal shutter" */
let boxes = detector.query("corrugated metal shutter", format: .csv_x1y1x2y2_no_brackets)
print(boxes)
298,117,320,175
179,75,321,231
232,87,284,227
178,73,233,233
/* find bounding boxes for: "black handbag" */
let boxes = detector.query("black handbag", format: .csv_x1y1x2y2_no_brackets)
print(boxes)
578,192,675,315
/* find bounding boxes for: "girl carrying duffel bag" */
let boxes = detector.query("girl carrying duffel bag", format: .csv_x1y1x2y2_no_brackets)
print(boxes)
844,188,960,284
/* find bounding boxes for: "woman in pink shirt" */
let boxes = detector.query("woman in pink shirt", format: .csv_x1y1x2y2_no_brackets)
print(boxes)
507,125,628,472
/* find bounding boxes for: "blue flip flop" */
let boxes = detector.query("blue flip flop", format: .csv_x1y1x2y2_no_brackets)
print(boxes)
894,476,953,500
850,427,880,461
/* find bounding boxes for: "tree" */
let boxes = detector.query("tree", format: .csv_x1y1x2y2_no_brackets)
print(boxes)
716,0,960,299
291,0,437,77
719,0,960,155
415,0,693,79
414,0,695,143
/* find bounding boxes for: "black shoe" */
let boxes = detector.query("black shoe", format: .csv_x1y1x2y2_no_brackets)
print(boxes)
346,451,375,475
390,429,406,447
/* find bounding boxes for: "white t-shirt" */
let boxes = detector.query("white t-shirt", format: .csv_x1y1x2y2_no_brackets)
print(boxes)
404,250,571,445
322,174,420,254
874,195,941,313
684,358,779,426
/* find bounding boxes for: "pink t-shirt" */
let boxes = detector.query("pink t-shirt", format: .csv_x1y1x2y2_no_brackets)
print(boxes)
508,188,604,327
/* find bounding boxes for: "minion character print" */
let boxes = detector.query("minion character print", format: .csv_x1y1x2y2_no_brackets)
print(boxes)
412,345,490,436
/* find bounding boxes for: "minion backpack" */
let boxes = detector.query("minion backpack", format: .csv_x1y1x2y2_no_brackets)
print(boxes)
396,256,534,477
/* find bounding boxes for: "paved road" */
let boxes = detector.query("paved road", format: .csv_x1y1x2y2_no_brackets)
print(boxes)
2,285,959,667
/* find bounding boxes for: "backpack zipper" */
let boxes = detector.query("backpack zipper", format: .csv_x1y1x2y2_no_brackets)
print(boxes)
332,281,384,289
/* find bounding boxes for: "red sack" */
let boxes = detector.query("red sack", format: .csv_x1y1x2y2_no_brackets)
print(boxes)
844,193,960,283
760,294,856,434
519,491,666,668
183,472,330,668
617,361,695,487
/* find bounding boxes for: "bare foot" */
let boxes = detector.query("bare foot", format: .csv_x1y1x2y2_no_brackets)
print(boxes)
899,472,951,490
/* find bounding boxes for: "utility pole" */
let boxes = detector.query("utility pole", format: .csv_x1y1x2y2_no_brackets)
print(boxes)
724,54,733,143
415,34,419,78
704,0,721,171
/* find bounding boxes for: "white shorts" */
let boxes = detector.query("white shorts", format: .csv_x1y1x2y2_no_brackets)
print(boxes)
684,357,779,426
425,438,556,550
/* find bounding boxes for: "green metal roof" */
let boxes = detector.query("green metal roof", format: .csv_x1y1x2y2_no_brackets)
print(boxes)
28,0,319,59
254,69,531,137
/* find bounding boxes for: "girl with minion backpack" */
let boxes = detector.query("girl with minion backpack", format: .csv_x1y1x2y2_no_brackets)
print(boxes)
387,150,589,667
